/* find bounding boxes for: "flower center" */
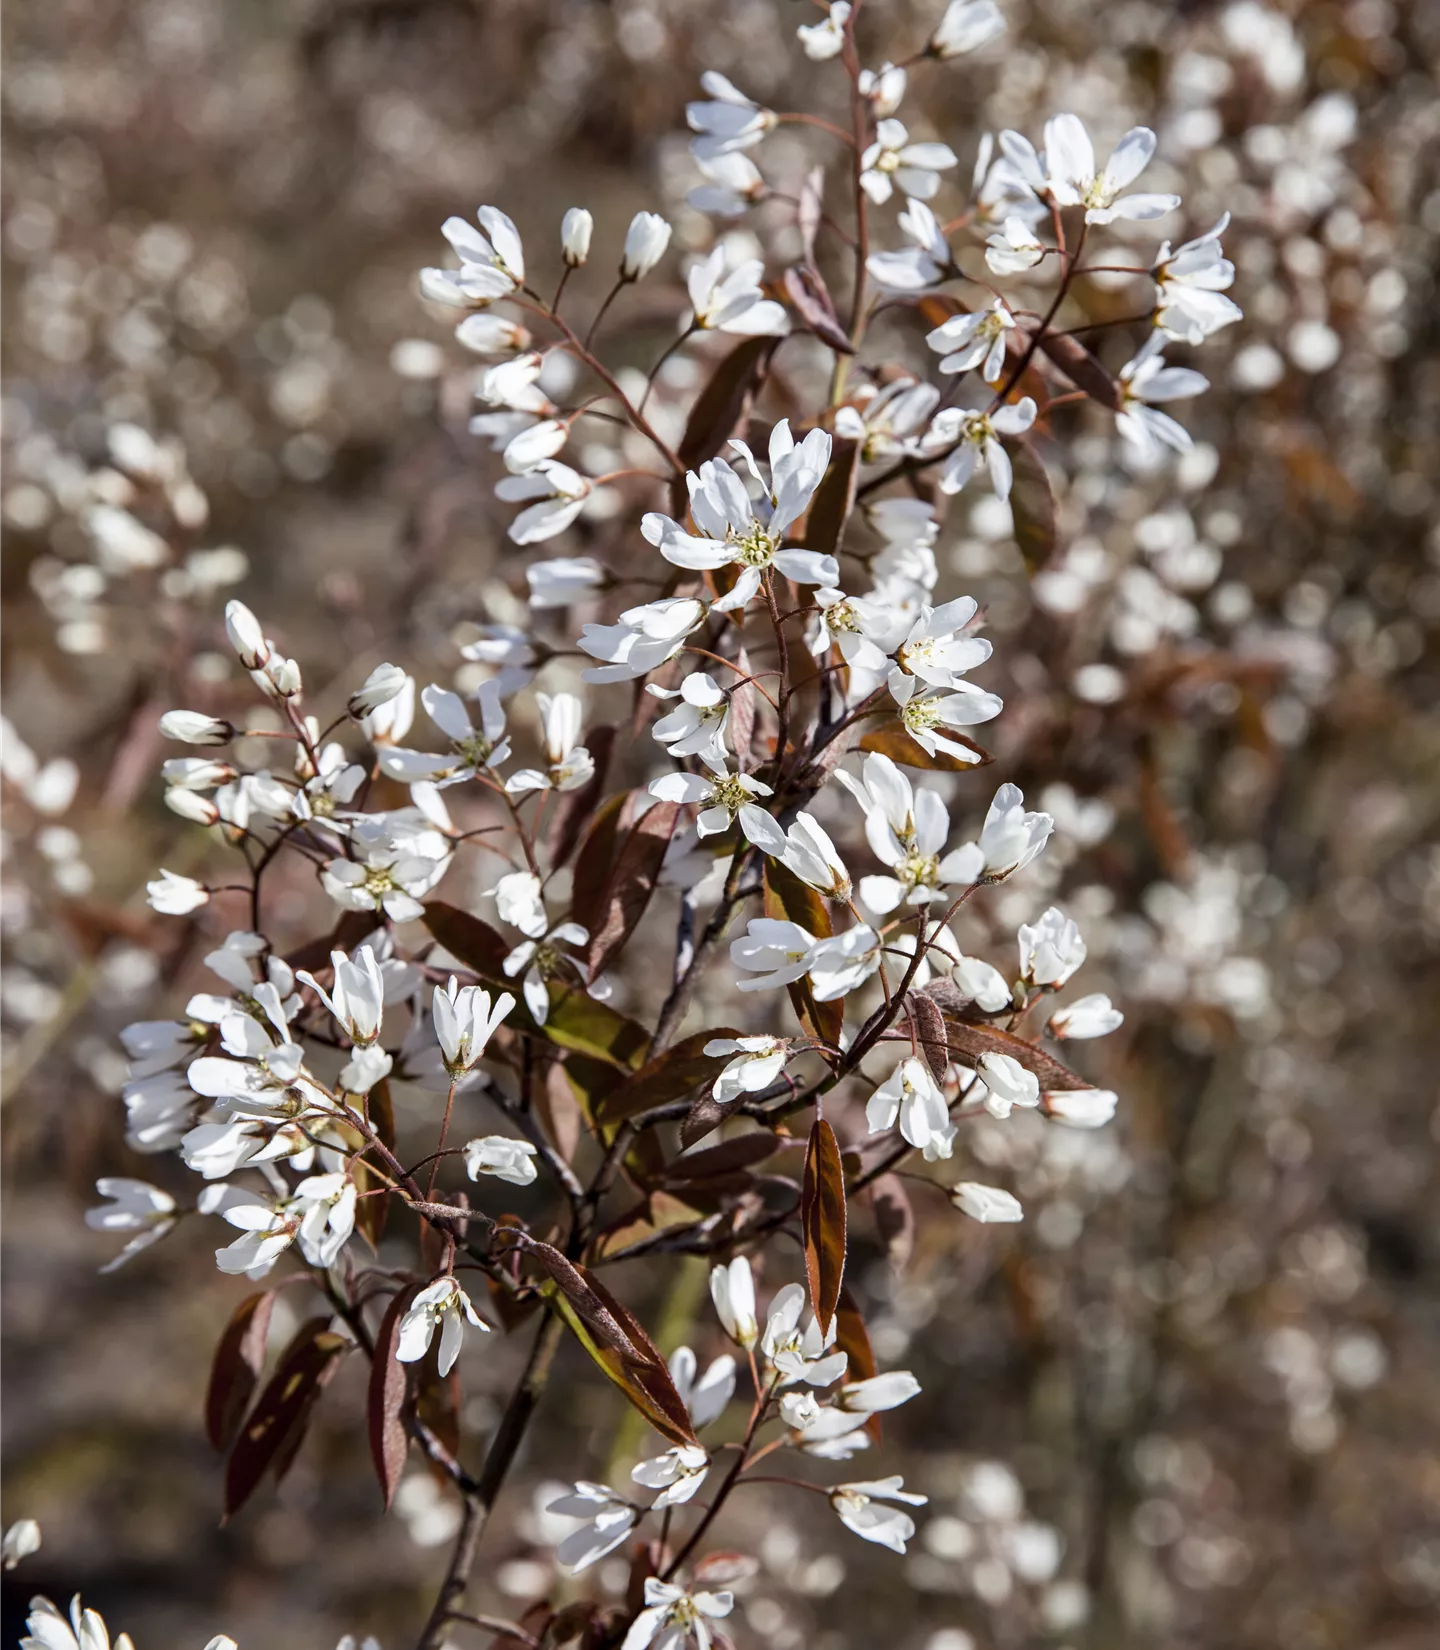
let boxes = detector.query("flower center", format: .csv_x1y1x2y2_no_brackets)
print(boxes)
901,696,943,734
456,733,494,767
877,150,900,174
898,851,941,891
729,523,777,568
363,866,396,898
710,776,751,810
826,601,860,633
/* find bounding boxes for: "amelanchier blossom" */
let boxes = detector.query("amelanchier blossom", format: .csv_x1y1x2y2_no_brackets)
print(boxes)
974,1050,1042,1118
1045,1088,1120,1128
621,1579,733,1650
561,207,593,267
1049,992,1124,1039
1153,213,1242,343
504,692,594,795
464,1135,539,1185
579,596,707,683
395,1277,489,1376
927,397,1039,502
926,299,1018,384
985,213,1047,275
621,212,672,281
703,1036,788,1103
432,978,514,1075
85,1178,179,1272
649,674,732,773
686,72,775,160
1116,333,1210,458
830,1477,928,1552
943,781,1055,883
547,1482,638,1572
797,3,850,62
631,1443,710,1509
1019,906,1087,986
648,766,776,845
421,206,525,307
668,1347,737,1429
3,1518,41,1569
860,119,958,204
685,247,789,335
1042,114,1180,224
952,1182,1025,1222
709,1256,759,1348
146,869,209,915
867,1057,957,1161
928,0,1006,59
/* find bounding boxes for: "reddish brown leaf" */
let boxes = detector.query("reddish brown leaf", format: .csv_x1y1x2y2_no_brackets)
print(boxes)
569,790,630,937
680,1091,740,1148
545,725,616,871
835,1287,883,1442
223,1317,348,1518
594,1028,744,1124
905,991,950,1083
783,265,854,354
1037,330,1123,410
205,1290,275,1453
584,798,680,978
859,718,993,772
1003,439,1058,573
419,902,511,977
801,1116,847,1337
538,1058,583,1163
678,335,778,473
367,1284,418,1509
804,437,861,560
661,1131,783,1184
763,860,841,1050
520,1240,649,1363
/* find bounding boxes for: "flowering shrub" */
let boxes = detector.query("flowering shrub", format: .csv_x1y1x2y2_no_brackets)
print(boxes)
27,1,1408,1645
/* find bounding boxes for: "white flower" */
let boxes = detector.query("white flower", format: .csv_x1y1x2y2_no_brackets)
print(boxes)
338,1044,392,1096
85,1178,178,1271
928,397,1038,501
621,211,672,280
433,978,515,1074
322,835,449,924
686,72,775,159
1046,1088,1119,1128
1116,333,1209,458
867,1057,956,1161
502,919,591,1026
642,421,837,612
709,1256,759,1347
668,1346,737,1428
833,378,942,463
703,1036,787,1103
730,918,820,992
889,672,1002,764
377,680,509,788
492,869,548,939
223,599,268,669
1048,993,1122,1039
1043,115,1180,224
622,1578,733,1650
861,119,958,205
579,596,707,683
495,459,592,544
866,198,955,291
688,151,766,217
649,768,776,845
502,418,570,475
807,924,883,1001
686,247,789,335
347,662,409,719
858,61,907,117
158,710,233,745
761,1283,849,1386
454,313,532,357
422,206,525,307
1018,906,1086,986
464,1134,539,1185
798,2,849,59
929,0,1005,58
505,692,594,795
2,1519,40,1569
362,673,415,744
561,206,593,267
19,1594,133,1650
632,1443,710,1509
952,1182,1024,1222
396,1276,489,1375
927,299,1017,384
949,954,1013,1011
297,945,386,1045
649,673,732,773
776,811,852,901
943,781,1053,884
985,214,1046,276
547,1481,637,1572
527,556,605,609
893,596,993,690
1153,213,1241,343
830,1477,928,1551
841,1371,922,1414
974,1051,1041,1118
146,869,209,915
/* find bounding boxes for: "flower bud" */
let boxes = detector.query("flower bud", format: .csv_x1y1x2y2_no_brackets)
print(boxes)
503,418,569,474
257,655,302,699
160,758,236,790
224,600,269,669
1044,1088,1118,1129
454,314,532,357
951,1181,1023,1223
928,0,1005,59
347,662,408,719
561,207,593,268
164,787,220,826
146,869,210,915
158,710,234,746
621,212,672,281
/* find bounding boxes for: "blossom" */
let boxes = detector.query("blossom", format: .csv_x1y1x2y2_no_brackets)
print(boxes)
1043,115,1180,224
928,397,1038,501
952,1182,1024,1222
830,1476,928,1552
2,1519,40,1569
502,918,592,1025
297,945,385,1045
929,0,1006,58
890,672,1003,763
85,1178,178,1271
495,459,592,544
505,692,594,795
19,1594,136,1650
1153,213,1242,343
1116,334,1209,458
840,1371,922,1414
858,61,907,117
432,978,514,1074
686,72,775,159
642,422,837,611
621,1578,733,1650
949,954,1013,1011
527,556,605,609
396,1276,489,1375
648,768,776,845
579,596,707,683
421,206,525,307
892,596,993,690
926,299,1017,384
1018,906,1086,986
146,869,209,915
547,1481,638,1572
761,1283,849,1386
453,313,532,357
866,198,956,291
974,1051,1041,1118
649,674,732,773
833,378,941,463
1045,1088,1119,1128
798,2,849,60
347,662,409,719
669,1346,737,1428
464,1134,539,1185
688,151,766,216
775,811,852,901
807,924,883,1000
157,709,234,746
703,1035,787,1102
1048,993,1123,1039
709,1255,759,1347
943,781,1054,883
835,753,976,912
216,1172,357,1276
861,119,958,204
361,672,415,744
378,679,510,787
621,211,672,280
561,206,593,267
321,833,448,924
867,1057,957,1161
686,247,789,335
632,1443,710,1509
985,214,1047,275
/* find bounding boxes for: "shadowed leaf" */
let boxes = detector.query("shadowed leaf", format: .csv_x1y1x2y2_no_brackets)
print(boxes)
804,437,861,561
594,1028,744,1123
677,335,777,475
764,860,841,1049
1037,330,1123,410
585,798,680,978
367,1284,418,1509
205,1290,275,1453
1003,439,1057,573
568,790,629,936
802,1116,846,1337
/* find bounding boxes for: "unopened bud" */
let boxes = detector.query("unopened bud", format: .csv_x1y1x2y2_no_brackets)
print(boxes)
561,207,593,268
158,711,234,746
621,212,671,281
224,600,269,669
164,788,220,826
347,662,409,719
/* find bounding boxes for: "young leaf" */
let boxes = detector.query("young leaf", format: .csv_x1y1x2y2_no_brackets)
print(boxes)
545,724,615,871
1037,329,1123,410
1003,438,1057,573
859,718,993,772
763,860,841,1049
204,1290,275,1453
223,1317,348,1518
783,265,854,355
905,991,950,1084
801,1116,846,1338
594,1028,745,1124
567,790,629,937
804,437,862,561
584,798,680,978
677,335,777,473
367,1284,418,1509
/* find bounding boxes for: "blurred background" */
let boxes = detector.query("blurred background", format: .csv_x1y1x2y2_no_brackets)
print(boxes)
3,1,1439,1647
